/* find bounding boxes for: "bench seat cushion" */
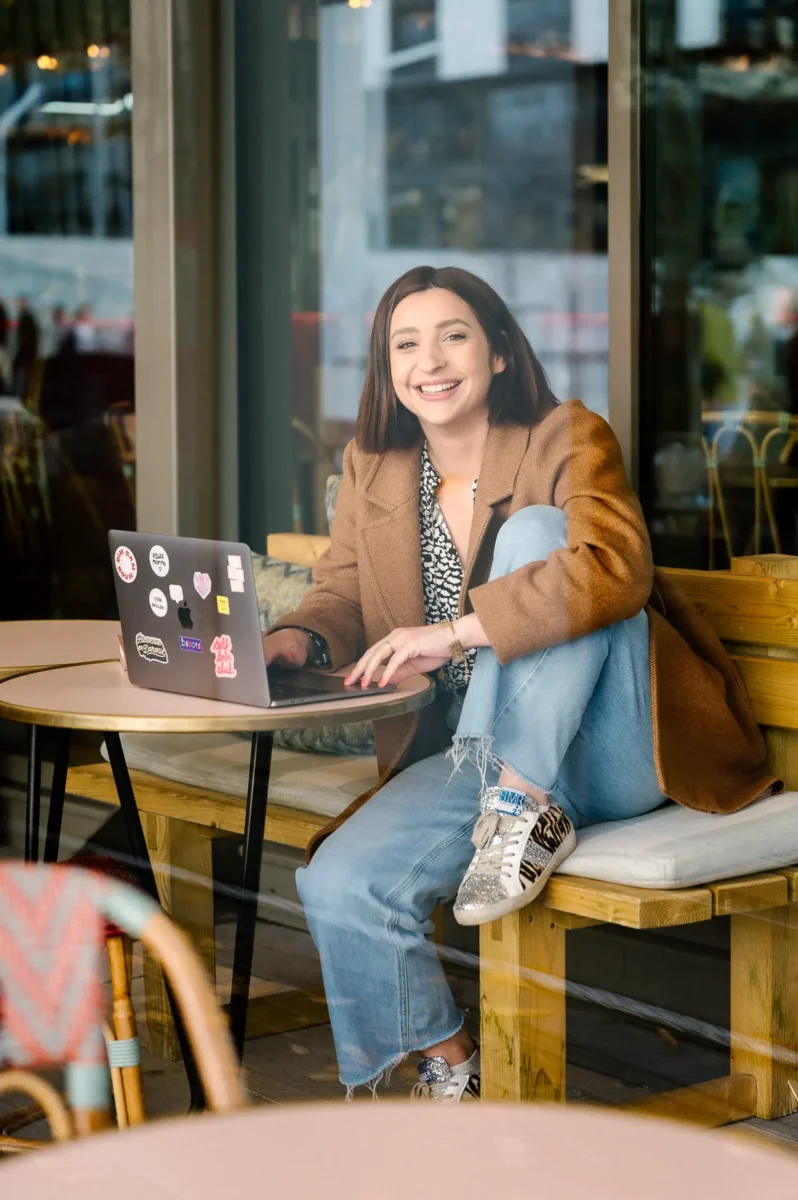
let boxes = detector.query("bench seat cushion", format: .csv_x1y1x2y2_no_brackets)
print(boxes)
101,733,378,820
558,792,798,889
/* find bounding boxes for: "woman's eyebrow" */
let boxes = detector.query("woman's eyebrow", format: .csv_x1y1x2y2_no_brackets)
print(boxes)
390,318,471,338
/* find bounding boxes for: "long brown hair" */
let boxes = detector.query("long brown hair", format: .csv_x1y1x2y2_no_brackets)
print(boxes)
355,265,558,454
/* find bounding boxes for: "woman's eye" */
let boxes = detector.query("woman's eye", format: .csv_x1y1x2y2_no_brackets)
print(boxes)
446,332,466,342
397,340,416,351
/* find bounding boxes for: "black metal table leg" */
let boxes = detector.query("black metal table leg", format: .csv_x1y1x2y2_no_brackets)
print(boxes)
25,725,43,862
229,730,274,1061
104,731,207,1110
43,727,71,864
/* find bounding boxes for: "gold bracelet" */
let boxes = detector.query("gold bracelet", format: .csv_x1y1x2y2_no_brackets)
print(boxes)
444,620,470,683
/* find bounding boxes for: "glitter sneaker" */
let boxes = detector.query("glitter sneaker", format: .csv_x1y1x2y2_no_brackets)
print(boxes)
411,1050,481,1101
453,787,576,926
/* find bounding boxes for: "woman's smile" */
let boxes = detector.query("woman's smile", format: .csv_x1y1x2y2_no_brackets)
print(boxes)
415,379,463,399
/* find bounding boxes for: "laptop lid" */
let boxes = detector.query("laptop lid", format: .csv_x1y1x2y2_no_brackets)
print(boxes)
109,530,271,708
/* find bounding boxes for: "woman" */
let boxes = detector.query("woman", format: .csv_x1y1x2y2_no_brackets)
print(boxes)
265,266,775,1101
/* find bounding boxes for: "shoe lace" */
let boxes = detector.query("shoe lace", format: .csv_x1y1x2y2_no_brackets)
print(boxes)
411,1077,461,1101
468,810,536,880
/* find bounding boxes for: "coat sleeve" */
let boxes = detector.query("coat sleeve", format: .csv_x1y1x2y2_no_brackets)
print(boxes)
271,441,366,670
469,406,653,665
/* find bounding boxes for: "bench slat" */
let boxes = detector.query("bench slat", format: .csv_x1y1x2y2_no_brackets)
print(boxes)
665,568,798,652
709,873,788,916
732,656,798,730
542,875,713,929
66,763,328,851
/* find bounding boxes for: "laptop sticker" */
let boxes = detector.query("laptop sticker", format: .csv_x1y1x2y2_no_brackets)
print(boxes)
217,595,230,615
230,578,245,593
227,554,243,570
114,545,137,583
135,633,168,664
149,545,170,577
149,588,168,618
193,572,212,600
169,584,184,603
177,600,194,630
210,634,237,679
179,636,203,653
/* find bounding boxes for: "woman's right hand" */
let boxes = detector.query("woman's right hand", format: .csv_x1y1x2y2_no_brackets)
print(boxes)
262,628,311,669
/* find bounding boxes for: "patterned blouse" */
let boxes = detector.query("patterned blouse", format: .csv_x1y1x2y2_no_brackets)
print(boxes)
419,442,478,694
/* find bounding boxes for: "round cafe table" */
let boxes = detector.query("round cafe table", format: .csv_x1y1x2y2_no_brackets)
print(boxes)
0,661,434,1061
0,620,121,861
4,1100,797,1199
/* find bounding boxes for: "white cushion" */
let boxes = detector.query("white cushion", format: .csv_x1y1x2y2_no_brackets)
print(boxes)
101,733,378,820
558,792,798,889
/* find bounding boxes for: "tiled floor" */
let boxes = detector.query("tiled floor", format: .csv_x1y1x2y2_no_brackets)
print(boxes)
3,915,798,1153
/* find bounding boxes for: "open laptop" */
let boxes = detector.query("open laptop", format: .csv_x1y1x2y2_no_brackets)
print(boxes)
109,530,394,708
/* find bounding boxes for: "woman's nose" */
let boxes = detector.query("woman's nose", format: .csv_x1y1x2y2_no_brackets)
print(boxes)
417,340,446,372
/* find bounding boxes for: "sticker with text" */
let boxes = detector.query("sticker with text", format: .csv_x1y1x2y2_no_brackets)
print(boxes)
179,636,203,653
149,588,168,618
193,572,212,600
114,545,137,583
135,633,168,664
227,554,242,570
210,633,237,679
216,595,230,615
230,579,245,593
149,544,170,577
227,554,245,590
169,584,184,603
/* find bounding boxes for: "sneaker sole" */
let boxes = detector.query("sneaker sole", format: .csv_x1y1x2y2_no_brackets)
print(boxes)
453,828,577,927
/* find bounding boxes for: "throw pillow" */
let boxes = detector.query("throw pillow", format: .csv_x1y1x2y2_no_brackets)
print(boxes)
252,551,375,756
325,474,342,532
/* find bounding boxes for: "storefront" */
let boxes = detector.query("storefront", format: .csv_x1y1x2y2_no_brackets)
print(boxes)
1,0,797,619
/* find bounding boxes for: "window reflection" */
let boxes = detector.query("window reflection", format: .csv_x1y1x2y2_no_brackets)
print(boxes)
0,5,133,619
640,0,798,567
288,0,608,534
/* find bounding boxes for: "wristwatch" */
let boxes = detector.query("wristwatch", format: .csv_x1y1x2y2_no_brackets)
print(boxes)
272,625,331,668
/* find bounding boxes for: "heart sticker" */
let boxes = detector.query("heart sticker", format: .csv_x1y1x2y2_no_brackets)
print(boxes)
193,572,212,600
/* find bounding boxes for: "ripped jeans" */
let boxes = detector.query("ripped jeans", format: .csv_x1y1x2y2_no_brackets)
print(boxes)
296,506,665,1088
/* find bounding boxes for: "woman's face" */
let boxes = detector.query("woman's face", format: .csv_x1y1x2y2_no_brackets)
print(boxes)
388,288,505,435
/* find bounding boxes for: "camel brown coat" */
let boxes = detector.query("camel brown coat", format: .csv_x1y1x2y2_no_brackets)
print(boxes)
275,400,778,849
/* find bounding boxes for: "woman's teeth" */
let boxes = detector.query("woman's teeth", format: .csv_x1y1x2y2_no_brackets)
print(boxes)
418,381,459,395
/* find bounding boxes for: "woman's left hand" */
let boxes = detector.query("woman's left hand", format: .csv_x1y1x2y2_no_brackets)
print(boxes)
346,624,455,688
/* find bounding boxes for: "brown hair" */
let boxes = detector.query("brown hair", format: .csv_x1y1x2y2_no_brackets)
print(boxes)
355,265,558,454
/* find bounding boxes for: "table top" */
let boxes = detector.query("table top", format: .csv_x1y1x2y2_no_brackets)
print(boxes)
0,659,434,732
4,1102,796,1200
0,620,121,681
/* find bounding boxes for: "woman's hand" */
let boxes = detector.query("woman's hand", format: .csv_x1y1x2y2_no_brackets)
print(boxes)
346,624,456,689
263,628,311,669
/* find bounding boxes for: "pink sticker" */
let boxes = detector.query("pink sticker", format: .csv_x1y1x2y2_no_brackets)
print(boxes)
193,572,212,600
210,634,237,679
115,545,137,583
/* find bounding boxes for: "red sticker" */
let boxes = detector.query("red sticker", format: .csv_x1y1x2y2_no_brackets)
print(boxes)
115,545,137,583
210,634,237,679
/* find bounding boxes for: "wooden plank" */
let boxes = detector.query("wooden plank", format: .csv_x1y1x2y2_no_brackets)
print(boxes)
709,873,788,916
480,902,565,1102
624,1074,757,1127
541,875,713,930
547,910,604,930
781,867,798,902
732,656,798,730
765,727,798,792
730,904,798,1118
732,555,798,580
664,568,798,652
66,763,328,850
143,813,216,1061
266,532,331,567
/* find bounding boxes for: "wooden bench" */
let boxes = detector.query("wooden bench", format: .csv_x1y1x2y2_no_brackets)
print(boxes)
65,538,798,1122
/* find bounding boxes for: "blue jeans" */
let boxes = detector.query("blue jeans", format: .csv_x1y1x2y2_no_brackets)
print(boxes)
296,506,665,1087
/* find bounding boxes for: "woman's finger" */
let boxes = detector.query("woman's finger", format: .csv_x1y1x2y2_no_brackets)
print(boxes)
360,643,394,687
379,645,411,687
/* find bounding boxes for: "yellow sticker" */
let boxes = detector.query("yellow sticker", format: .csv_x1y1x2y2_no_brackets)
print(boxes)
216,595,230,615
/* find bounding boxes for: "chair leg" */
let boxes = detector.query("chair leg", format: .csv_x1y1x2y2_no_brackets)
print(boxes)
480,899,566,1102
107,935,146,1126
731,904,798,1119
142,813,216,1063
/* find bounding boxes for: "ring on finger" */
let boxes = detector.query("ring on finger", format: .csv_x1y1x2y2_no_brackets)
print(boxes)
384,641,394,654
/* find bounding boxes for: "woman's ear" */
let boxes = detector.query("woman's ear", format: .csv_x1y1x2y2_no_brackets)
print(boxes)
492,352,507,376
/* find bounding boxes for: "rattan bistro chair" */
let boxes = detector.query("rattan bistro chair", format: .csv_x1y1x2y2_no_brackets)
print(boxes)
0,863,244,1152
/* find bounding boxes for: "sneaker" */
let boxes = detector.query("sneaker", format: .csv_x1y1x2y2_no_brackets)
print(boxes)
453,787,576,926
411,1050,481,1101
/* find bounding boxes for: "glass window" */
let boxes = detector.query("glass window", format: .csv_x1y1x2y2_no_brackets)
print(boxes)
640,0,798,568
260,0,608,536
0,2,133,619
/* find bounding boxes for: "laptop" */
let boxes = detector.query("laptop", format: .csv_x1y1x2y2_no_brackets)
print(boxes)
109,530,394,708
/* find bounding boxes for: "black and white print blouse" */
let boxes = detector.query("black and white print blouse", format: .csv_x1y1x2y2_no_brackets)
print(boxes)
419,441,478,695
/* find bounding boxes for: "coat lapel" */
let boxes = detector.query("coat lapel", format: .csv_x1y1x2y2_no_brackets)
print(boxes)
463,423,531,592
360,443,426,631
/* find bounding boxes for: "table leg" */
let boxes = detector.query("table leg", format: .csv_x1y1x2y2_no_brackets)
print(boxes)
103,731,207,1111
229,730,274,1061
43,728,71,864
24,725,42,862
